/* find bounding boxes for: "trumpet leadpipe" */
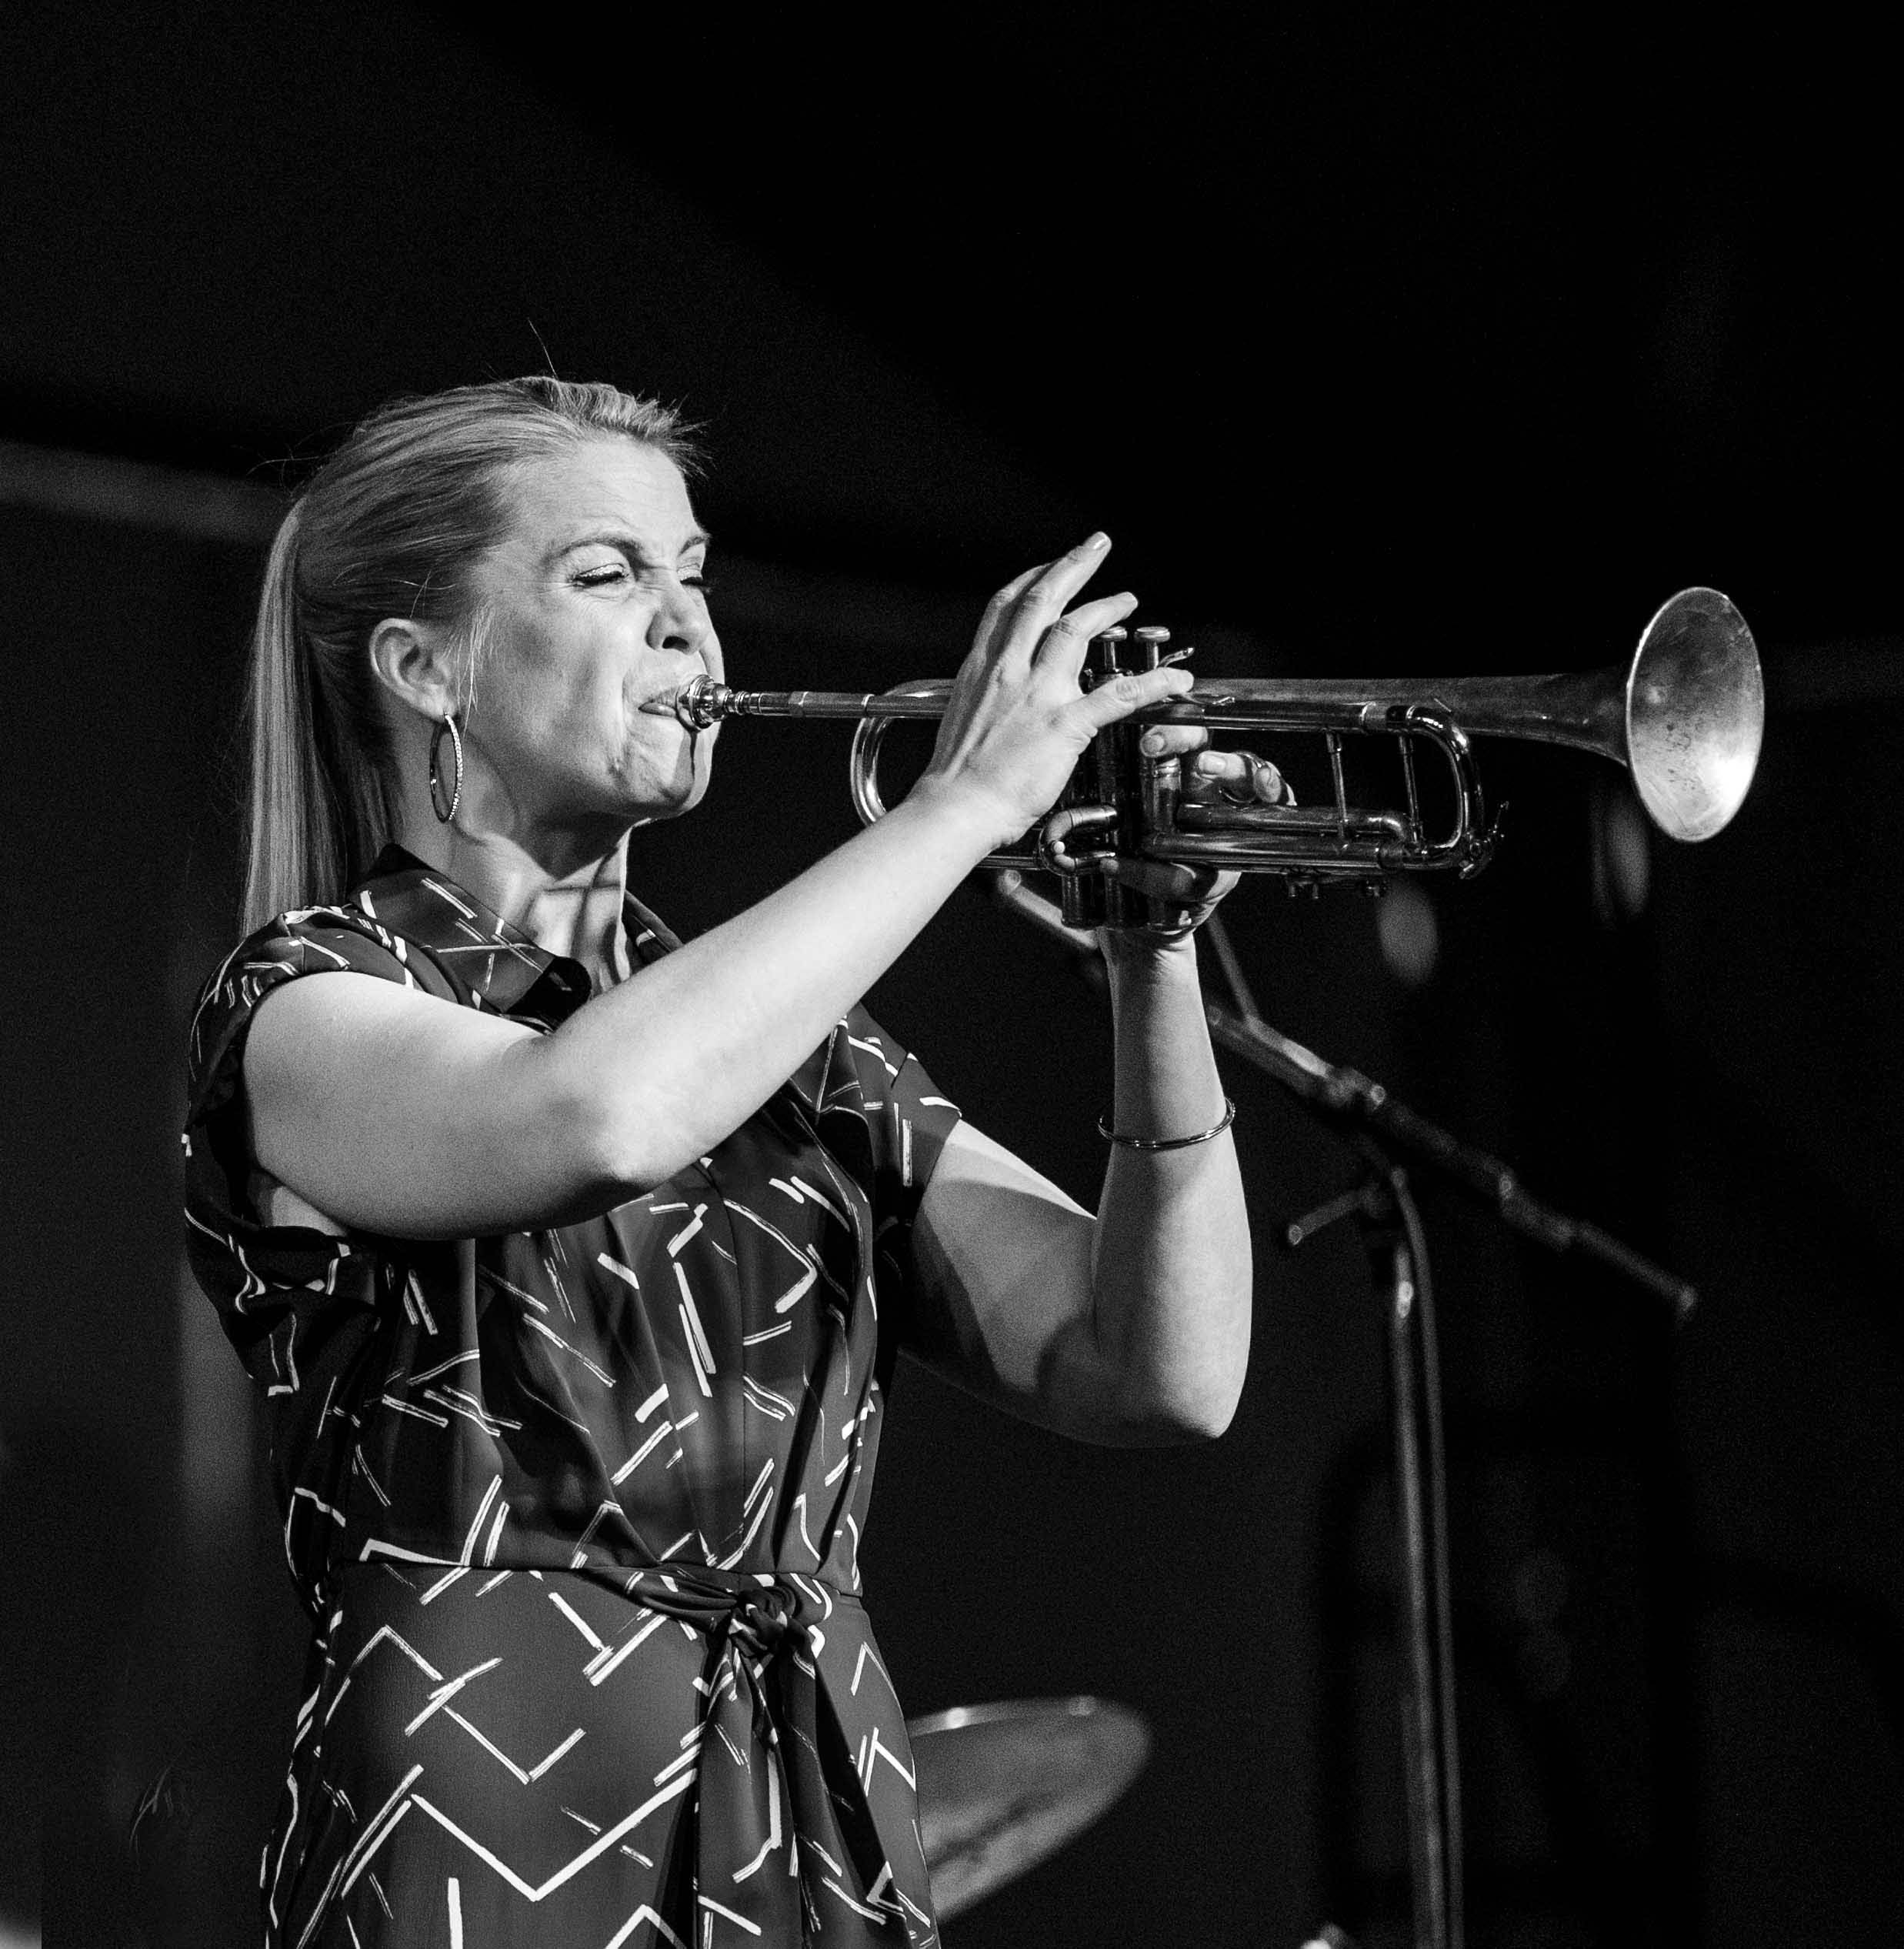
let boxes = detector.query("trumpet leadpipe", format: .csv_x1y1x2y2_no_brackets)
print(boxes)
643,678,953,729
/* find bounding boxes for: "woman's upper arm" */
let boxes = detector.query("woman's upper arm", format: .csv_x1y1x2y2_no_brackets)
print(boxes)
909,1120,1141,1441
243,970,620,1239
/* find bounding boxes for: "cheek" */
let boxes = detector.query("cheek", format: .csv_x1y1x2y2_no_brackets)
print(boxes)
479,615,586,731
561,640,645,744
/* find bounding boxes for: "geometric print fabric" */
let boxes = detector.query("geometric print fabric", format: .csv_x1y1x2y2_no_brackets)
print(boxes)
182,848,962,1945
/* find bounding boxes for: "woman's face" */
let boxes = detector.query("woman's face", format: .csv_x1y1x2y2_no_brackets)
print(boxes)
463,436,724,843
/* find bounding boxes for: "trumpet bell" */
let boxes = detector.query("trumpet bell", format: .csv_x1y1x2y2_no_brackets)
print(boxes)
1626,587,1764,843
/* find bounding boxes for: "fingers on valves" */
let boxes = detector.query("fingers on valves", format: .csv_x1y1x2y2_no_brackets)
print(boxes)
1075,662,1194,731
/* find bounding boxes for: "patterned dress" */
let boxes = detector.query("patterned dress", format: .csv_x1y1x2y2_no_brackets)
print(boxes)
183,846,962,1949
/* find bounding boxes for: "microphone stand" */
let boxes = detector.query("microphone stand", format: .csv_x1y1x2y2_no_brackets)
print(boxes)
991,873,1696,1949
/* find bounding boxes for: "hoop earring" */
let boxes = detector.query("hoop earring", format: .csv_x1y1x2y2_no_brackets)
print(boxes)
428,713,464,823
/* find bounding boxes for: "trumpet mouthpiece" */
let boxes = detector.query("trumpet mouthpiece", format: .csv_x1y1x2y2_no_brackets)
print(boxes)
641,675,732,729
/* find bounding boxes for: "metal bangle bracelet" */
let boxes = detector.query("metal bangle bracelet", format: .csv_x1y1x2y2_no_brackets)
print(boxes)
1098,1096,1237,1150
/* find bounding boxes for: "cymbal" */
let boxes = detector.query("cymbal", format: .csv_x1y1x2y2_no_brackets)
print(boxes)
907,1695,1152,1921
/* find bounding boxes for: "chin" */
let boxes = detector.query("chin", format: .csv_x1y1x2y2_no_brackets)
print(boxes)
629,743,715,823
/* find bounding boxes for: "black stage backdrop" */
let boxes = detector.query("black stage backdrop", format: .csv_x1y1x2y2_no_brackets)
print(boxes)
2,5,1899,1946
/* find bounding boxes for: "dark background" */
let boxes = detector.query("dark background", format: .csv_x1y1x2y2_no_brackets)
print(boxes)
2,4,1899,1946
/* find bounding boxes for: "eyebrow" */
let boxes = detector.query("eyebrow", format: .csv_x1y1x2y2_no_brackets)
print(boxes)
545,527,713,567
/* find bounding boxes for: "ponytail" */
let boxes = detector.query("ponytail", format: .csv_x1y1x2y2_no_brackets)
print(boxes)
244,504,331,930
241,502,402,930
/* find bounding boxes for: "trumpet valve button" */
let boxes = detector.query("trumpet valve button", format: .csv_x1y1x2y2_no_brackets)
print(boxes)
1132,624,1172,672
1088,625,1131,679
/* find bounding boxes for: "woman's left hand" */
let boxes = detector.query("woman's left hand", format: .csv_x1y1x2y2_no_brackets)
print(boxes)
1099,724,1294,939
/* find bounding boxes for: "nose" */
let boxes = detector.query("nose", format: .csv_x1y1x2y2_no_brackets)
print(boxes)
649,581,712,658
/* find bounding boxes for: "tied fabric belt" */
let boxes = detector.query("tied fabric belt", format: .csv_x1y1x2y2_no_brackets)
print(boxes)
594,1564,937,1946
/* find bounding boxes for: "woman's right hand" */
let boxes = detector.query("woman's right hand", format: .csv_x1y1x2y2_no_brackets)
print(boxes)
915,535,1194,852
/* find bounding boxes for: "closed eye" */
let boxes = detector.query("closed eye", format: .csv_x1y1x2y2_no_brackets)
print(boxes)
572,563,712,593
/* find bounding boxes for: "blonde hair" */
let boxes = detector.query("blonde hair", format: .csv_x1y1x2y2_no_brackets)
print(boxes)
241,377,700,930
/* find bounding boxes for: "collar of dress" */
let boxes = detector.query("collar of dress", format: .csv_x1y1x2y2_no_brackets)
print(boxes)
345,843,682,1028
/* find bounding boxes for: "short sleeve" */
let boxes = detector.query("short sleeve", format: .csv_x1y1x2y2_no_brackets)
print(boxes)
834,1004,961,1203
822,1005,962,1346
182,906,448,1373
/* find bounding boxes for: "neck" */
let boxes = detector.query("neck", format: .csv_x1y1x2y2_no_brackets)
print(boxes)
395,818,635,990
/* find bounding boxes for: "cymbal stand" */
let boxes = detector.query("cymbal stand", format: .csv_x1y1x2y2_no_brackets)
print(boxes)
990,876,1697,1949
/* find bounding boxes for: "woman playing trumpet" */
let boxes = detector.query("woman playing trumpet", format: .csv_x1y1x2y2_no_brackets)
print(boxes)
184,376,1279,1946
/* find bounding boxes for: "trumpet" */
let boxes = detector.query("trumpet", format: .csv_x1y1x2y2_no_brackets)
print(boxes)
652,587,1762,927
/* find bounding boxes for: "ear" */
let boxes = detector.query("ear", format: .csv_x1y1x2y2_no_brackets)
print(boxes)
368,616,462,724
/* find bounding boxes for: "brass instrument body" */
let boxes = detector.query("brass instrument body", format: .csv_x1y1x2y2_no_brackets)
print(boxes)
659,588,1762,926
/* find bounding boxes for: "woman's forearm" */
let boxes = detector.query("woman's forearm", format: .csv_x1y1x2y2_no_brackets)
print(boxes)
1088,937,1254,1434
249,780,1027,1240
555,779,1000,1192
